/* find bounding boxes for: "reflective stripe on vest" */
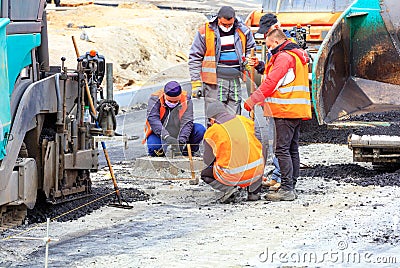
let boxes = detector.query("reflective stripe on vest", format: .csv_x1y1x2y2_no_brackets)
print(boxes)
214,167,262,186
218,157,264,175
201,23,246,85
204,115,264,187
142,89,188,144
264,50,312,119
213,157,264,186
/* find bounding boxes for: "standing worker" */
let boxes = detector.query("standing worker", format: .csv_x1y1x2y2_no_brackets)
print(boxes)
143,81,206,157
248,13,292,190
201,101,264,203
247,13,303,191
244,29,311,201
188,6,256,115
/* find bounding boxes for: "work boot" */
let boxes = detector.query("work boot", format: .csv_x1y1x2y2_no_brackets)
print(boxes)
247,192,260,201
269,182,281,191
220,187,248,204
293,181,298,198
264,189,296,201
219,187,239,204
293,189,298,199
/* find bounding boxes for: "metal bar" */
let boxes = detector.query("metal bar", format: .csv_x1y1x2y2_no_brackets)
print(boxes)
106,63,113,100
250,48,255,121
187,144,198,185
45,218,49,268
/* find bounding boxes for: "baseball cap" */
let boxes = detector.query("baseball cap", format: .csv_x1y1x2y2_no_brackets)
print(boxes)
217,6,235,19
257,13,278,34
164,81,182,101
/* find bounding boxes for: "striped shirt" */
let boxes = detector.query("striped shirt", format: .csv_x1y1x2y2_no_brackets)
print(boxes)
218,28,240,70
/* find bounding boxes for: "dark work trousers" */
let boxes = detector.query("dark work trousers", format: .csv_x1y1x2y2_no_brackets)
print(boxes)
201,165,262,194
204,76,243,117
273,118,302,191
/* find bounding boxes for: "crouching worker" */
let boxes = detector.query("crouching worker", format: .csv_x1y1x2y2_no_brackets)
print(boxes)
143,81,206,156
201,101,264,203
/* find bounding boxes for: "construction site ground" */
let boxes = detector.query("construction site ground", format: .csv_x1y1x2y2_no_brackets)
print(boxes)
1,1,400,267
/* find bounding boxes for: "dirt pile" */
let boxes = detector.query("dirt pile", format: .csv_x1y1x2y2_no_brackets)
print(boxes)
46,3,207,89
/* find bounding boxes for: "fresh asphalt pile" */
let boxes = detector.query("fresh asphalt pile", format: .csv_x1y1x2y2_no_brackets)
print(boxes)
299,114,351,144
300,110,400,143
300,163,400,186
25,186,149,224
347,110,400,123
297,110,400,190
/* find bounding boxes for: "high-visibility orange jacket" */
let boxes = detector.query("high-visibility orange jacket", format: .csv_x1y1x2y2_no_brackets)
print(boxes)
142,89,188,144
200,22,247,84
204,115,264,187
250,41,312,119
188,18,255,85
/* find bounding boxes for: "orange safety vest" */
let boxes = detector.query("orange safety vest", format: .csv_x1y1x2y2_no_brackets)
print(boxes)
200,22,247,85
204,115,264,187
263,51,312,119
142,89,188,144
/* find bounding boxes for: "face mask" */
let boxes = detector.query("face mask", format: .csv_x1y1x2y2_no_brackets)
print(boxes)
165,100,178,108
219,24,233,33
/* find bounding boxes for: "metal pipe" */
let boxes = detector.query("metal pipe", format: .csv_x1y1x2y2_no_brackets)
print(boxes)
1,0,8,18
62,78,67,130
38,10,50,73
45,218,50,268
54,74,62,126
66,73,79,77
106,63,113,100
250,48,255,121
276,0,282,14
261,45,266,62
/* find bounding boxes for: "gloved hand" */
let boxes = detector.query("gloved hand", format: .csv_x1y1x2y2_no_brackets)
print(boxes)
191,80,203,98
247,56,259,67
244,98,255,112
163,135,178,146
178,141,187,153
153,148,165,157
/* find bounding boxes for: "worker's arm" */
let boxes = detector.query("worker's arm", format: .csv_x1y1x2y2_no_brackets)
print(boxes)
147,96,169,138
203,139,216,166
247,56,265,74
250,52,293,104
178,98,194,143
202,126,217,166
188,30,206,82
241,23,256,58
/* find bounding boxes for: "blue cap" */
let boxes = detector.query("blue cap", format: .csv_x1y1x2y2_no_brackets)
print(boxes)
164,81,182,97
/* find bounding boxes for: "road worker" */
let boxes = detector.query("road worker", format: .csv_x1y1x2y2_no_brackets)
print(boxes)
247,13,304,191
244,29,312,201
142,81,206,157
189,6,256,115
201,101,264,203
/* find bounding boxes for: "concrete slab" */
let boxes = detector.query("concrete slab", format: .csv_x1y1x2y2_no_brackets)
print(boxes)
134,156,205,180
